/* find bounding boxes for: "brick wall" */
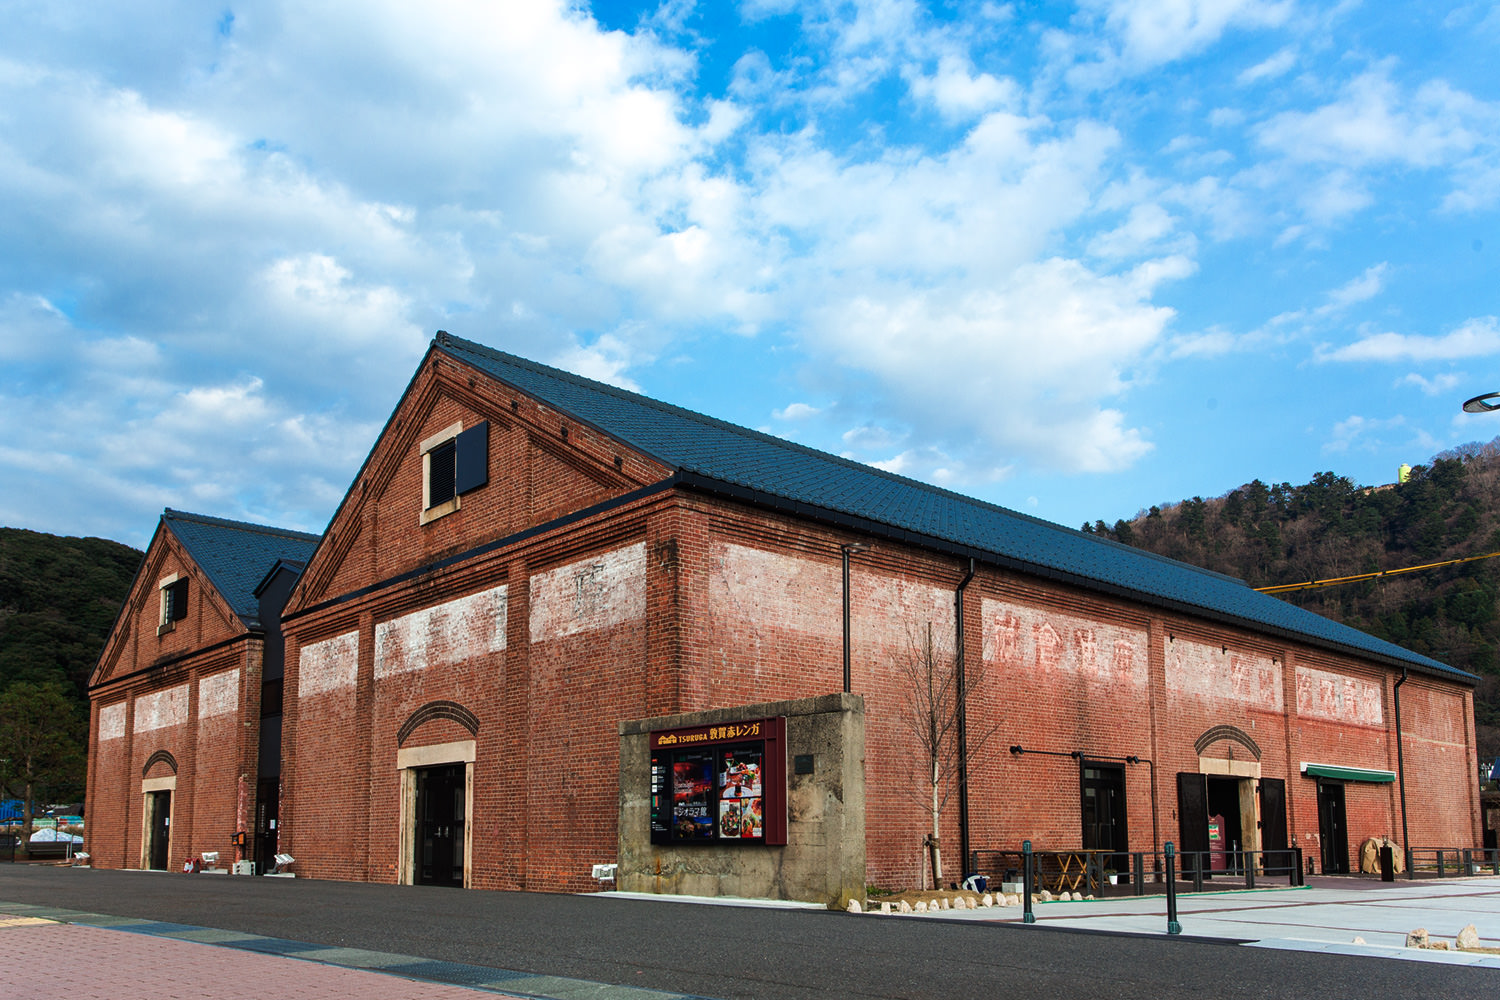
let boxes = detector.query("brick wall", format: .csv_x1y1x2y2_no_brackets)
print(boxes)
123,355,1480,898
87,524,263,872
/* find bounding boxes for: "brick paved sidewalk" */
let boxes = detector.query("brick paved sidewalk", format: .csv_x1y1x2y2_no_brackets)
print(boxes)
0,915,519,1000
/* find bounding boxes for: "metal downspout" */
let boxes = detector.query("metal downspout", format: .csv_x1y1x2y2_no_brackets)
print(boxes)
955,558,976,879
1394,664,1411,876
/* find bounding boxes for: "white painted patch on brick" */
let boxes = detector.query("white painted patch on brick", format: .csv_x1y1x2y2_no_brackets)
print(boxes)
99,702,126,741
197,668,240,719
298,630,360,697
865,576,955,652
711,544,840,640
375,584,508,678
1296,665,1382,726
133,684,189,733
529,543,646,643
1166,638,1282,710
983,598,1147,687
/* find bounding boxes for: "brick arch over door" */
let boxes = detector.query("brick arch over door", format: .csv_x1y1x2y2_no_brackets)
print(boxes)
141,750,178,777
1193,725,1261,760
397,701,480,747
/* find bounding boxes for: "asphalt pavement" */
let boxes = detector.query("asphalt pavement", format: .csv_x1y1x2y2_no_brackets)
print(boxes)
2,865,1497,1000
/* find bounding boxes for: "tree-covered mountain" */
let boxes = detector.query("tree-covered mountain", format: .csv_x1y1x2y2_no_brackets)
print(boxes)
0,527,142,817
1084,439,1500,761
0,527,142,703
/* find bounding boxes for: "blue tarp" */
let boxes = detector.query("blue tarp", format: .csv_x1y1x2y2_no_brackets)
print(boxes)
0,800,23,822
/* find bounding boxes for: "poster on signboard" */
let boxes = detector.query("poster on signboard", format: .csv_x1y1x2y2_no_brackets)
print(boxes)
719,748,762,799
672,752,715,840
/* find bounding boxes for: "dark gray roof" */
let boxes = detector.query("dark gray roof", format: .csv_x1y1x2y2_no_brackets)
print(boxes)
163,509,320,629
436,332,1472,684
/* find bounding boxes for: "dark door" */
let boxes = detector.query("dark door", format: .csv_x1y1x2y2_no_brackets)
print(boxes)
1258,777,1289,874
253,778,279,874
1176,772,1209,878
1081,763,1128,874
1316,780,1349,874
415,764,465,887
146,790,171,870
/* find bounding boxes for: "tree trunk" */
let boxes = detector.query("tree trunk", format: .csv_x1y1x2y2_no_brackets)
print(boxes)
930,758,943,887
21,773,35,855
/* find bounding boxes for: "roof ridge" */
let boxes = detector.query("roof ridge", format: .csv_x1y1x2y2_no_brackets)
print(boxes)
163,507,321,542
438,333,1153,558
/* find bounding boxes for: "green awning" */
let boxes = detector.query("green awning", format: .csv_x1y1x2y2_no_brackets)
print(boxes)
1301,763,1396,783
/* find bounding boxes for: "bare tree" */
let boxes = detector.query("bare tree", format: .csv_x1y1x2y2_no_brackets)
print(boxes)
896,622,1000,889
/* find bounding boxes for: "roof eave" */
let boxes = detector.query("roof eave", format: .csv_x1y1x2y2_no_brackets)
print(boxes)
669,472,1475,687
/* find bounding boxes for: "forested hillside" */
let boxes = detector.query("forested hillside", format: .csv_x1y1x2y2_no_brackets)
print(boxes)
1084,439,1500,760
0,527,142,813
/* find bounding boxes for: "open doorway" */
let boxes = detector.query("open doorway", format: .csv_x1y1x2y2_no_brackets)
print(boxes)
1206,777,1245,872
144,790,171,870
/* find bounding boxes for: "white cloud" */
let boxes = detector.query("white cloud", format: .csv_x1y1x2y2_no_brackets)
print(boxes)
1319,317,1500,363
814,256,1182,473
906,54,1020,121
1096,0,1293,67
1087,203,1184,260
774,402,822,420
1237,46,1297,84
1325,263,1388,310
1257,69,1494,169
1323,414,1406,455
1397,373,1461,396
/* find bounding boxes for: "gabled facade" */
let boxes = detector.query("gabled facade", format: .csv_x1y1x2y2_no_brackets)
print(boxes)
87,510,317,873
88,333,1483,902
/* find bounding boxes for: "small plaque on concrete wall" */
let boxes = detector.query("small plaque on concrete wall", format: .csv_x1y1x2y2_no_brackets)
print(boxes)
794,754,814,775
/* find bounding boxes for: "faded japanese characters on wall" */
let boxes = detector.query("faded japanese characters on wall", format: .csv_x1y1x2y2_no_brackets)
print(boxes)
375,584,508,678
528,542,647,644
981,598,1148,688
1296,665,1383,726
133,684,188,732
197,668,240,719
298,630,360,696
1166,637,1282,711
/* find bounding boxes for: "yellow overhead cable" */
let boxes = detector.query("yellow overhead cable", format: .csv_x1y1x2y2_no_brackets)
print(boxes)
1254,550,1500,595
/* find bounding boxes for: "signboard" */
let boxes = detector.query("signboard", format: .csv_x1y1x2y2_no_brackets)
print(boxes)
650,717,786,846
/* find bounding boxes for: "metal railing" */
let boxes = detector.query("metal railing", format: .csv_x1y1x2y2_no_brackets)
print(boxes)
969,846,1304,897
1404,846,1500,879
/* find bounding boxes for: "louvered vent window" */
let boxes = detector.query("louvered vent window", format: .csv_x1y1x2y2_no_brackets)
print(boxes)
158,577,188,634
420,420,489,524
427,439,457,508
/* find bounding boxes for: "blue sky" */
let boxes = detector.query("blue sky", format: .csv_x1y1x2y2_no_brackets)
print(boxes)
2,1,1499,551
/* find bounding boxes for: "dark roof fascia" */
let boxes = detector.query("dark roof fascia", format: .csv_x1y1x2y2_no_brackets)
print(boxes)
87,631,261,695
284,342,445,615
670,471,1477,687
282,476,680,624
87,519,161,690
253,559,307,599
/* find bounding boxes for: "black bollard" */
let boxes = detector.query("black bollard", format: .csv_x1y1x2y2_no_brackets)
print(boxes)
1022,840,1035,925
1164,841,1182,935
1380,845,1394,882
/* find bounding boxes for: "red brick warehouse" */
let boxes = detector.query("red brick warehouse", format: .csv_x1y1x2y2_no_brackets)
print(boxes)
87,331,1482,902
